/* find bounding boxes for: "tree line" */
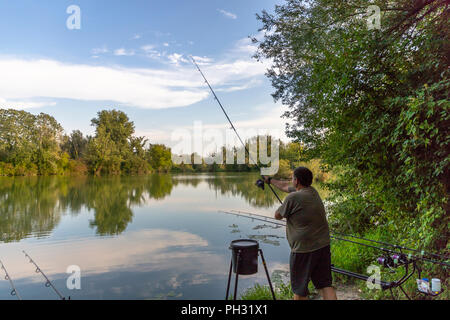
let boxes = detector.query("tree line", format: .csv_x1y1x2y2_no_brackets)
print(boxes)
0,108,317,178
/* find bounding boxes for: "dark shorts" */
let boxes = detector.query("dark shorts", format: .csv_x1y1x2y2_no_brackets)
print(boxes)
290,245,333,296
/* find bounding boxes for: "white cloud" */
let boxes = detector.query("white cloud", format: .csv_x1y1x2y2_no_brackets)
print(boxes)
0,98,56,109
114,48,135,56
132,34,142,40
0,34,273,110
136,103,290,155
141,44,155,52
91,46,109,55
0,58,208,109
200,104,288,135
141,45,163,59
168,53,189,65
218,9,237,20
191,56,213,66
233,37,257,55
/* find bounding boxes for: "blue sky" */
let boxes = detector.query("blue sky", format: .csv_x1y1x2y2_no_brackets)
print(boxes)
0,0,288,153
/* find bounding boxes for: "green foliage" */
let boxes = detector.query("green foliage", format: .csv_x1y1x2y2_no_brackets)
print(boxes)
1,107,328,178
240,270,321,300
0,109,65,175
61,130,88,160
254,0,449,299
273,159,291,179
148,144,172,172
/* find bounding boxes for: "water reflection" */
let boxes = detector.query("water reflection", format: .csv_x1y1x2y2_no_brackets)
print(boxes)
0,173,318,299
0,173,290,241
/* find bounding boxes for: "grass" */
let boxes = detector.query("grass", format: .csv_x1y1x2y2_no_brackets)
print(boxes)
239,270,320,300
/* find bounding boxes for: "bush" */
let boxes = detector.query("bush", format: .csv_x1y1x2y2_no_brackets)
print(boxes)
67,159,88,175
0,162,14,176
273,159,291,179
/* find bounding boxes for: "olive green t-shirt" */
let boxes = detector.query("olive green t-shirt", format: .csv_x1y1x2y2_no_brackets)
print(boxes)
276,186,330,253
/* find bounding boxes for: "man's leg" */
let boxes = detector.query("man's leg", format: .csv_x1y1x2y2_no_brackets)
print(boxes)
311,245,336,300
318,287,337,300
290,252,312,300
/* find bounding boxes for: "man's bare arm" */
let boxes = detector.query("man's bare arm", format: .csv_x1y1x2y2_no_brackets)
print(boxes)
263,177,292,193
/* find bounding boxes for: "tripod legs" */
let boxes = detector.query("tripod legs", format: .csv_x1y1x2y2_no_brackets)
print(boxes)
233,252,240,300
225,258,233,300
225,249,276,300
259,249,276,300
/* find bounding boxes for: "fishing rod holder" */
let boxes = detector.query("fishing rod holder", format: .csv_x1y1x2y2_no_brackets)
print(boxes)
219,209,448,300
225,239,276,300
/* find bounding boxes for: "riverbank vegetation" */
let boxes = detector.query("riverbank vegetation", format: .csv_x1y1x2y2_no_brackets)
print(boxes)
0,108,328,181
243,0,449,300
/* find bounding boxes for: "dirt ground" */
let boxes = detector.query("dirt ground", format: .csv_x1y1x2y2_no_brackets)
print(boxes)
335,284,363,300
311,283,363,300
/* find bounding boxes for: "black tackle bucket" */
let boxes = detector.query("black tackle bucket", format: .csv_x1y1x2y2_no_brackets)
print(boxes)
230,239,259,275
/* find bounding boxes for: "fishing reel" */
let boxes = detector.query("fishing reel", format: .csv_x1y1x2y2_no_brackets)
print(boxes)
378,253,409,271
377,256,396,270
392,253,409,266
255,179,265,190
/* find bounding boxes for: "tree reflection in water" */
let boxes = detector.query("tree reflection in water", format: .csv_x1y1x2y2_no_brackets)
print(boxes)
0,173,324,241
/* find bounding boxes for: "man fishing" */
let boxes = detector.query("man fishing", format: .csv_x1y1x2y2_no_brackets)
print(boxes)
264,167,337,300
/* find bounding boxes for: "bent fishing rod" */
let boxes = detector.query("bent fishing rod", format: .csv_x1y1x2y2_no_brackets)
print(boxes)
23,251,67,300
0,260,22,300
220,210,450,268
191,56,449,268
229,210,449,262
190,56,283,205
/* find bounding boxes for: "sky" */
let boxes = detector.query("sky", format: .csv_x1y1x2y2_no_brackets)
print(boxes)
0,0,289,155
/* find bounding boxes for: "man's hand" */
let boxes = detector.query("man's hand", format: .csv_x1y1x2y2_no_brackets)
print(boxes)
263,176,271,184
274,211,283,220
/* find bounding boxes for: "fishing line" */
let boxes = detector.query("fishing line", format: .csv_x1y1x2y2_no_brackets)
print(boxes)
190,56,283,204
230,210,449,261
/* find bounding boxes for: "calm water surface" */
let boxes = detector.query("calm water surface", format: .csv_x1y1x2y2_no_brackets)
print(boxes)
0,173,326,300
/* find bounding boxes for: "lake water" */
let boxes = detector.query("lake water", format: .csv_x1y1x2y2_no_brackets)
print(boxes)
0,173,326,300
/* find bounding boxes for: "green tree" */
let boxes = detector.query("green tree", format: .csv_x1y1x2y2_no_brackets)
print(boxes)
254,0,449,251
0,109,64,175
86,125,121,175
86,109,142,175
147,144,172,172
62,130,88,160
0,109,37,166
33,113,64,174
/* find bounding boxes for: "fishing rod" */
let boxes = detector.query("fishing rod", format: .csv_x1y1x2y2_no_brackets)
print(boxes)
190,56,449,268
190,56,283,205
222,210,401,253
23,251,66,300
220,210,450,268
221,210,447,299
230,210,449,262
331,231,449,261
219,210,285,227
0,260,22,300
